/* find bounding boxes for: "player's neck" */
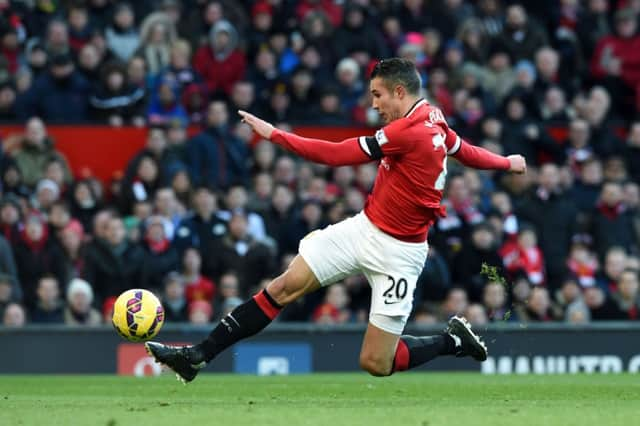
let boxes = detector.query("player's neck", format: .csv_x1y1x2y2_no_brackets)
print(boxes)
400,96,423,118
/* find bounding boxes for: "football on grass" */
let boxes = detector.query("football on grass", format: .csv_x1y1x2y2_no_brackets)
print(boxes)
112,289,165,342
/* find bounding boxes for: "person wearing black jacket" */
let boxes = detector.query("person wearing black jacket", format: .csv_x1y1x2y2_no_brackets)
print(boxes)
516,163,578,288
90,62,146,126
82,216,144,304
186,100,249,189
13,213,66,310
453,222,503,302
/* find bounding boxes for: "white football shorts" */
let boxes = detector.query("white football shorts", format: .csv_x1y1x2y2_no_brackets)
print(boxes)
298,211,428,335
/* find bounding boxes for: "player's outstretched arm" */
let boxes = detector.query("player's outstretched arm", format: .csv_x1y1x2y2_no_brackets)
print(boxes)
451,139,526,174
239,110,372,166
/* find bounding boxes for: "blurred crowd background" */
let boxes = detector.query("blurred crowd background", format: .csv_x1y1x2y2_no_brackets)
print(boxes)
1,0,640,328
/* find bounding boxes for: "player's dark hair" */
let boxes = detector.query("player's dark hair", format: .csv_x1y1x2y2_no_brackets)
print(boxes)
370,58,421,96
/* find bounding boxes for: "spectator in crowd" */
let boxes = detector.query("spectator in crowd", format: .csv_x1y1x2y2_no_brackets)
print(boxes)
590,7,640,118
312,283,352,324
583,285,620,320
44,157,71,195
332,4,388,64
0,196,22,243
213,271,240,315
2,302,25,327
483,281,509,322
90,62,146,126
435,174,484,258
136,12,176,77
64,278,101,325
500,225,546,286
33,178,60,212
193,19,245,97
44,19,70,57
69,180,101,233
76,43,103,83
612,269,640,320
496,4,548,62
105,3,140,63
522,286,554,321
0,233,20,300
1,163,30,201
173,185,227,256
0,273,15,319
188,299,213,324
566,235,599,288
554,277,584,317
186,100,248,189
162,271,188,322
0,81,18,121
182,247,215,304
59,218,85,282
82,215,144,304
11,117,71,188
121,154,162,214
625,122,640,181
591,181,638,260
576,0,611,61
17,53,91,122
67,3,92,53
47,200,71,241
570,158,603,213
596,246,628,294
13,212,65,310
140,215,179,292
465,303,489,326
334,57,364,116
415,248,452,303
453,222,502,301
517,163,578,287
219,185,267,242
30,275,64,323
147,79,188,127
204,211,275,295
439,287,469,321
155,40,200,99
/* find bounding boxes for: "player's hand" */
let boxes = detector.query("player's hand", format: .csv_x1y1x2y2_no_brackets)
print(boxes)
238,110,275,139
507,155,526,174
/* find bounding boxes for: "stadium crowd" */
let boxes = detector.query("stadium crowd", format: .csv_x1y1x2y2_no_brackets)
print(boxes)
1,0,640,328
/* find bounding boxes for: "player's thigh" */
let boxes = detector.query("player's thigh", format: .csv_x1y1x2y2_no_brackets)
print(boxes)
363,241,426,333
266,255,321,306
359,321,401,376
297,214,364,287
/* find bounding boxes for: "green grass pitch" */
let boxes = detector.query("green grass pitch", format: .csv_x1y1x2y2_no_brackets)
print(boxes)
1,373,638,426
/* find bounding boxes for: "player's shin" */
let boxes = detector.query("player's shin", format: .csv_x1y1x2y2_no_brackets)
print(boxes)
195,289,283,362
392,334,457,372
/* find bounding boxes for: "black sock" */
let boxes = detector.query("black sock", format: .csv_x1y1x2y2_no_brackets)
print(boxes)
393,333,457,371
196,289,282,362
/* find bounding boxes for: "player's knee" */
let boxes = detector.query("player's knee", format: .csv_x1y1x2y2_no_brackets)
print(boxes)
266,272,302,306
359,353,393,377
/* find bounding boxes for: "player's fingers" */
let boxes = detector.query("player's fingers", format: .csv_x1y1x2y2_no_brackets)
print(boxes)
238,110,254,124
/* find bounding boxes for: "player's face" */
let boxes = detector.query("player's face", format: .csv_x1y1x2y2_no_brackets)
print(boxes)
370,77,402,124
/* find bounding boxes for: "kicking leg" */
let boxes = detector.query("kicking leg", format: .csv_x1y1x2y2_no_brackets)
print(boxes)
359,315,488,376
146,255,320,382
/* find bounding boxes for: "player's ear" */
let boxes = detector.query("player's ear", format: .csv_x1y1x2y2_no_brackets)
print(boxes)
394,85,404,99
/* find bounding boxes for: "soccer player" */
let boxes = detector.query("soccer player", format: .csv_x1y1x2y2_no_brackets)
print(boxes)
146,58,526,382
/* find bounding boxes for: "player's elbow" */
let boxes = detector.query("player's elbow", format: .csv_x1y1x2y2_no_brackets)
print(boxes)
359,354,393,377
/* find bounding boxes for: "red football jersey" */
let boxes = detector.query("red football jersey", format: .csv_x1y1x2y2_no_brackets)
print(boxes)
270,98,510,243
362,99,461,242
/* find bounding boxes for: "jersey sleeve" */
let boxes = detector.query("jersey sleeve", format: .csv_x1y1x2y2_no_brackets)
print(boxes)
444,126,462,155
270,129,373,166
360,119,416,159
